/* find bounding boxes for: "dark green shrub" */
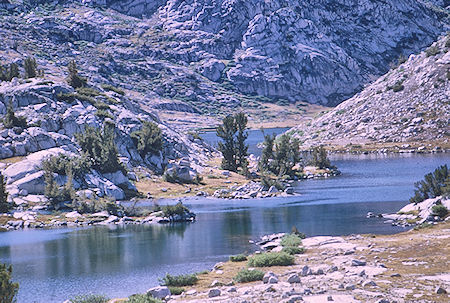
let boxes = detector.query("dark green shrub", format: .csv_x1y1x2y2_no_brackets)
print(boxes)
56,92,76,103
291,226,306,239
160,273,198,287
67,60,87,88
167,286,184,295
431,204,448,218
233,269,264,283
24,56,37,78
131,121,163,158
76,87,101,97
280,234,302,247
0,173,10,213
101,84,125,95
281,246,305,255
127,294,163,303
95,109,114,120
410,165,449,203
0,63,19,81
229,254,247,262
3,102,27,129
247,252,295,267
75,125,125,174
0,263,19,303
426,45,440,57
69,295,109,303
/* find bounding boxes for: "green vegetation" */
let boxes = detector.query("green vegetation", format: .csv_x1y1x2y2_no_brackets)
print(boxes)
281,246,305,255
229,254,248,262
160,273,198,287
131,121,163,158
431,204,448,218
216,113,248,173
0,263,19,303
101,84,125,95
127,294,163,303
0,62,19,81
24,56,37,78
167,286,184,295
291,225,306,239
247,252,295,267
310,146,331,169
426,45,440,57
259,133,301,177
69,295,109,303
95,109,114,120
161,202,193,221
280,234,302,247
67,60,87,88
410,165,449,203
2,102,27,129
75,125,125,174
233,269,265,283
0,173,10,213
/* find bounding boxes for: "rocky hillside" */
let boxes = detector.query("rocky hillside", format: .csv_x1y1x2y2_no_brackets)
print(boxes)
0,77,212,202
289,34,450,150
0,0,447,126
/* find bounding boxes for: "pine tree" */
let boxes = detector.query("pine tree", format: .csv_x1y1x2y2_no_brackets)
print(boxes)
131,121,163,158
7,63,19,81
311,146,330,169
0,173,10,213
259,132,275,172
2,102,27,129
0,263,19,303
217,115,237,171
24,57,37,78
66,60,86,88
234,112,249,173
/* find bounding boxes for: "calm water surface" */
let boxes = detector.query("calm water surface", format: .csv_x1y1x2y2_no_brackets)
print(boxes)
0,149,448,302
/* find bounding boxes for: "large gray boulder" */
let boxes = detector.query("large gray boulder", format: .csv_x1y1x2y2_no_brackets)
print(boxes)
13,171,46,195
146,286,171,299
84,171,125,200
197,59,226,82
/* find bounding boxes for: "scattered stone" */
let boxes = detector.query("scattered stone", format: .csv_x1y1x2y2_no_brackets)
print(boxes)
435,286,447,294
208,288,221,298
287,273,301,284
147,286,170,299
351,259,366,266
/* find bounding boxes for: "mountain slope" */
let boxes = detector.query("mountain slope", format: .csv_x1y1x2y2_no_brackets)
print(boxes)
289,35,450,150
0,0,446,123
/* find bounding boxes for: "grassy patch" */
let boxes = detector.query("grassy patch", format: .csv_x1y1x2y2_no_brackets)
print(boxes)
229,254,247,262
247,252,295,267
233,269,265,283
127,294,163,303
69,295,109,303
160,273,198,287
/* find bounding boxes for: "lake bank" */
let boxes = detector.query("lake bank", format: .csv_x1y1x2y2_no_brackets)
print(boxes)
1,153,449,302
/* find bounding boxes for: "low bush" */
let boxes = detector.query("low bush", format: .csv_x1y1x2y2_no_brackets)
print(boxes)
160,273,198,287
127,294,162,303
69,295,109,303
3,102,27,129
101,83,125,95
431,204,448,218
229,254,247,262
247,252,294,267
233,269,265,283
291,226,306,239
131,121,163,158
162,202,193,221
95,109,114,120
56,92,76,103
280,234,302,247
282,246,305,255
426,45,440,57
167,286,184,295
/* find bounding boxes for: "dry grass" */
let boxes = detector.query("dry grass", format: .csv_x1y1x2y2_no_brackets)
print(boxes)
0,156,26,165
135,158,249,200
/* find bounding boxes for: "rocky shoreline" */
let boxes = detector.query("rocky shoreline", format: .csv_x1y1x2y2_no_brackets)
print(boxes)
109,221,450,303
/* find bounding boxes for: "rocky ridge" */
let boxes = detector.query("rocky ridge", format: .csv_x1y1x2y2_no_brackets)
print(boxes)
289,34,450,150
0,0,447,126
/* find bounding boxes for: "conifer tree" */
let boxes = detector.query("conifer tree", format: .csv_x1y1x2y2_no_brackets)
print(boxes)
217,115,237,171
0,173,10,213
66,60,86,88
24,56,37,78
235,112,249,173
2,102,27,129
0,263,19,303
7,63,19,81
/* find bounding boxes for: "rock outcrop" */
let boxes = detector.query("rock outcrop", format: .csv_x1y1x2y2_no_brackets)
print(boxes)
289,34,450,148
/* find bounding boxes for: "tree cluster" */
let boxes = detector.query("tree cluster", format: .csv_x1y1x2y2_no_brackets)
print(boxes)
410,164,450,203
75,124,125,174
0,63,19,82
0,56,41,82
259,133,301,177
216,113,248,173
309,146,331,169
131,121,163,158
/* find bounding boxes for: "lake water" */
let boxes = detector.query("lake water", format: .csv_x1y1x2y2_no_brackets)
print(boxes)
0,141,449,302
